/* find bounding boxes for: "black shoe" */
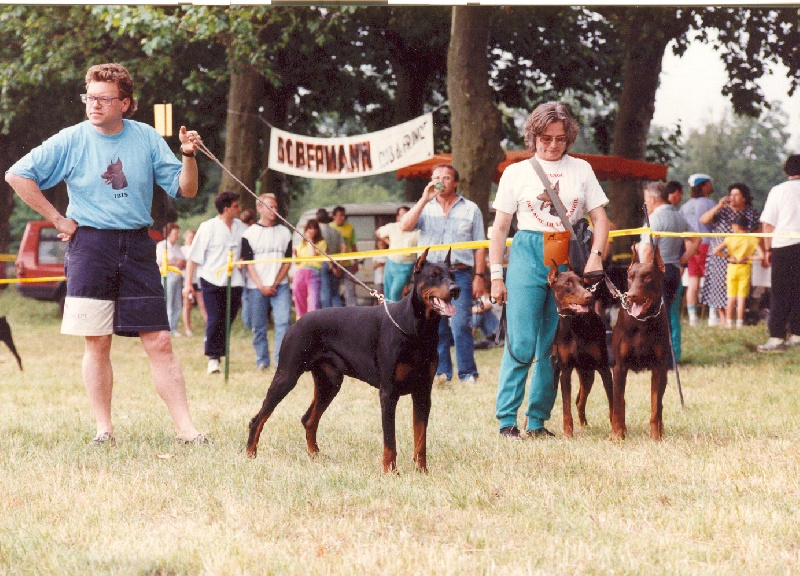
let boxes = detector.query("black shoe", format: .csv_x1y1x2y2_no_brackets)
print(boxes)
499,425,522,439
527,427,555,438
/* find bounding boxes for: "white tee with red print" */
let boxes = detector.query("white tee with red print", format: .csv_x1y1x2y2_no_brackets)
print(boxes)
493,155,608,233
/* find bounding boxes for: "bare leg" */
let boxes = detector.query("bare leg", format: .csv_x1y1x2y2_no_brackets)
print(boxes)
83,335,114,436
182,291,193,336
140,330,200,439
736,296,747,322
726,297,736,327
195,287,208,323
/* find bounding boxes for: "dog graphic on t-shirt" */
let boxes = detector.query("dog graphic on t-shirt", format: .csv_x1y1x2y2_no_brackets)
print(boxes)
101,158,128,190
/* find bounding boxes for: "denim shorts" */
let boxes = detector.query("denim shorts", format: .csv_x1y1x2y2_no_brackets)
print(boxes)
61,227,169,337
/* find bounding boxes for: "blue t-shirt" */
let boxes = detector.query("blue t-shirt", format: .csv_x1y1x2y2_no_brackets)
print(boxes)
8,120,182,229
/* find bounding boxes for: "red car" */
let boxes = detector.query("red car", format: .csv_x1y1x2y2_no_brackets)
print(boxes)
15,221,163,314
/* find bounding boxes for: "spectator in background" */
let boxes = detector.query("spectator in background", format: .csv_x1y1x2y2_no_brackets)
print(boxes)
679,174,717,326
373,237,387,297
712,212,763,329
472,286,502,349
293,218,326,318
316,208,345,308
376,205,419,302
241,193,292,371
330,206,359,306
240,209,256,226
700,183,759,329
181,228,206,337
639,181,698,365
184,191,247,375
758,154,800,352
665,180,686,360
402,163,486,386
156,222,186,337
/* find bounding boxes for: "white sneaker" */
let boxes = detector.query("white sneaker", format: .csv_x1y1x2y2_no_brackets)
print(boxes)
786,334,800,347
207,358,221,374
688,316,698,327
461,375,478,385
708,312,719,327
757,338,786,353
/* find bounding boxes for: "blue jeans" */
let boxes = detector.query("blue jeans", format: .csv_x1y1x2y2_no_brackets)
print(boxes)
319,262,343,308
472,308,500,338
246,284,291,367
165,272,183,333
437,268,478,381
495,232,559,432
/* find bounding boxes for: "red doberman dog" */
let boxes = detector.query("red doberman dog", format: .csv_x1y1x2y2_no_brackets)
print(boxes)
246,249,459,473
548,263,613,438
611,245,670,440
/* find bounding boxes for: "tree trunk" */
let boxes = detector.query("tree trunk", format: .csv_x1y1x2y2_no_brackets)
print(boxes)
607,11,682,234
220,63,264,211
391,53,431,203
259,85,291,217
447,6,505,226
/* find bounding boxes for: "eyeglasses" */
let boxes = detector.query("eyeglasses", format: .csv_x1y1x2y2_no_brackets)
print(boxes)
538,135,568,145
80,94,123,106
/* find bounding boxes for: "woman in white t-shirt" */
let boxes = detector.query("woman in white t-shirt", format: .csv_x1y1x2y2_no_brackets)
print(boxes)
488,101,610,439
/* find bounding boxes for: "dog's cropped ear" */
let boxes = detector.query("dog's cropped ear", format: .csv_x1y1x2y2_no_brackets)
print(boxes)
653,243,666,273
414,248,430,274
444,248,452,268
548,259,560,286
630,243,640,265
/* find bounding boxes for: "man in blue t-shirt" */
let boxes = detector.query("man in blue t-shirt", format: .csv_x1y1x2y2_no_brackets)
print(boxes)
5,63,209,447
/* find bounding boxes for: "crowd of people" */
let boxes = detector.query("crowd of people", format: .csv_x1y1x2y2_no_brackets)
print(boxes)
6,60,800,446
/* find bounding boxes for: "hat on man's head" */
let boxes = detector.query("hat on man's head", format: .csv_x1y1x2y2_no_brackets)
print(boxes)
688,173,713,187
315,208,331,224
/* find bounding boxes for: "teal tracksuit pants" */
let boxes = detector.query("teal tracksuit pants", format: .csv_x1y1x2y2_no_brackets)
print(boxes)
496,231,562,432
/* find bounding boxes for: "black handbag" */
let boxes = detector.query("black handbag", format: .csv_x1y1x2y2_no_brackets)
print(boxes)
529,157,592,275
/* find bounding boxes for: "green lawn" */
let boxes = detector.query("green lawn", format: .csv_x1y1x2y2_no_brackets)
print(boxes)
1,288,799,575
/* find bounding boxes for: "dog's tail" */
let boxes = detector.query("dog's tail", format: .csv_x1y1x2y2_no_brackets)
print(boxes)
0,316,22,371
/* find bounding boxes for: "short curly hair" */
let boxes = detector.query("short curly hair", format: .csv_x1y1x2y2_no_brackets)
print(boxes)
523,101,580,153
85,63,137,118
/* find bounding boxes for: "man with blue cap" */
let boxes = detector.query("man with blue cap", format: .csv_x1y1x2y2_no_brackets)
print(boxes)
679,173,716,325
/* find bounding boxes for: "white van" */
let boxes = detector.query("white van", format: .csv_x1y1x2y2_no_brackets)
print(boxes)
295,202,409,304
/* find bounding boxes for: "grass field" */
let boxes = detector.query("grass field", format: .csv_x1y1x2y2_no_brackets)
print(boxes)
1,288,799,575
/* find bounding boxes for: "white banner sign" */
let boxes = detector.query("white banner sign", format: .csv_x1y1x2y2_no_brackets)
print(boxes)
268,113,433,179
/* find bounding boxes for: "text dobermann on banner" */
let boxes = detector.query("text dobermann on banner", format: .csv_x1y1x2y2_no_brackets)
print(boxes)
268,113,433,179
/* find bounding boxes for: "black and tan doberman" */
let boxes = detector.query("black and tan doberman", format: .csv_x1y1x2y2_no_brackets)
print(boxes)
611,245,670,440
0,316,22,371
246,249,459,473
548,263,613,438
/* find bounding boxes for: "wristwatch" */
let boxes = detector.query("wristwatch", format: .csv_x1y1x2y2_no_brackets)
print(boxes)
591,249,603,258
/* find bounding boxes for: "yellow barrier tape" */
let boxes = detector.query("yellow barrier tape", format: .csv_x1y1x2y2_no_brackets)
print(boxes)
231,228,800,269
0,276,65,285
0,254,16,263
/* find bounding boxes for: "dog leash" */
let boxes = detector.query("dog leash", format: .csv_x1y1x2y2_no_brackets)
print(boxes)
193,140,442,339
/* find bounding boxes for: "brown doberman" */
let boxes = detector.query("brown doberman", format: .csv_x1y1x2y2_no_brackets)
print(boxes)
611,245,670,440
246,249,460,473
548,262,613,438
